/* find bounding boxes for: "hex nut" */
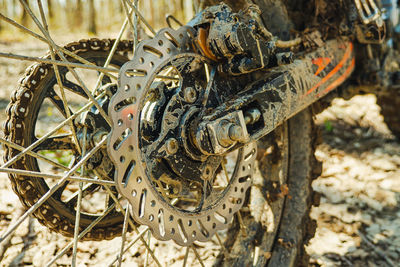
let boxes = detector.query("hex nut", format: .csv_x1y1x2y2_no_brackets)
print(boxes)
184,87,197,103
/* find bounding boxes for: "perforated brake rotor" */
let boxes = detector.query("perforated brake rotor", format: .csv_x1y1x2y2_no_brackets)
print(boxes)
108,26,257,246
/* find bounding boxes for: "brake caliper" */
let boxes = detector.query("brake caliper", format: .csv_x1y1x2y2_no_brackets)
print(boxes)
191,4,276,75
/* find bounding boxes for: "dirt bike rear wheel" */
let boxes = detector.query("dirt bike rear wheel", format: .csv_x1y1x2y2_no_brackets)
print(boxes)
0,1,320,266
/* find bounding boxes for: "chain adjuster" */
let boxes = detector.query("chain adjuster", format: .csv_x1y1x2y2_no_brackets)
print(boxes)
354,0,386,44
354,0,381,24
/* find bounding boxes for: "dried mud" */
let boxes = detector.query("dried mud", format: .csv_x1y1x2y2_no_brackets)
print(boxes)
0,40,399,266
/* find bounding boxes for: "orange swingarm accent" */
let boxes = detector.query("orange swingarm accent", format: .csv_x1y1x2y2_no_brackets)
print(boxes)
323,58,356,94
312,57,332,76
306,42,354,96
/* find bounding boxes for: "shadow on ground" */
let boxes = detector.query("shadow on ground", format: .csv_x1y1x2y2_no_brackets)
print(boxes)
308,95,400,267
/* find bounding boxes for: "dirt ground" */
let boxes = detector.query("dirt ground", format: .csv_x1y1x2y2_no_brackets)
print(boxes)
0,38,399,266
308,96,400,267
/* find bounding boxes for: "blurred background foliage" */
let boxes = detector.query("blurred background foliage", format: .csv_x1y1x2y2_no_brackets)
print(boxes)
0,0,199,39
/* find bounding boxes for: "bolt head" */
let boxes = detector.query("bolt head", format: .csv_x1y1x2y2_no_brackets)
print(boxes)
229,125,244,141
184,87,197,103
173,187,180,194
166,138,179,155
202,165,213,180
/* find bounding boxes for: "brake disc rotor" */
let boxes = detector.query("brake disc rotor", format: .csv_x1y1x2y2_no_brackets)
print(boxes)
108,26,257,246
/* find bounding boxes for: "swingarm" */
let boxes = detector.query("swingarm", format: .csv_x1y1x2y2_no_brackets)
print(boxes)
194,39,355,156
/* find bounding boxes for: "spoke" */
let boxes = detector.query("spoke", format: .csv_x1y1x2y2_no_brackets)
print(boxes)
33,134,75,151
72,125,87,266
92,10,130,94
0,52,119,74
107,227,149,267
123,0,156,35
133,0,139,53
221,160,230,186
192,246,206,267
0,137,70,172
19,0,112,125
45,202,116,267
0,167,114,186
199,180,211,211
92,0,146,96
236,211,246,232
156,74,180,81
215,233,230,259
144,231,151,267
120,0,136,42
64,183,100,207
0,11,45,41
182,247,190,267
194,0,200,13
71,180,83,267
37,0,81,155
200,67,217,116
105,184,119,211
205,63,210,82
117,205,130,267
0,138,107,244
1,91,106,169
103,186,163,267
253,246,260,266
0,13,116,79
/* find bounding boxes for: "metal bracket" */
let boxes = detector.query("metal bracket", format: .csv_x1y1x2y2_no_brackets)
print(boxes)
354,0,386,44
354,0,381,24
204,110,250,155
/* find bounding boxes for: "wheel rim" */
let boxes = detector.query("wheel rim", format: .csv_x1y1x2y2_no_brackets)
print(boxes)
0,1,293,266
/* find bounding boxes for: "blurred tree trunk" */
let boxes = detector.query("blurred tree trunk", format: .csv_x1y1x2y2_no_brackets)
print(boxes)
180,0,185,20
47,0,53,19
12,0,17,17
66,0,74,28
117,0,123,15
20,0,29,26
75,0,83,28
88,0,97,34
0,0,4,32
148,0,154,29
158,0,164,29
112,0,118,20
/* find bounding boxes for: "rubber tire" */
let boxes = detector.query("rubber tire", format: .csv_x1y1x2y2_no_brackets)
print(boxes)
377,93,400,139
216,107,321,267
267,108,321,267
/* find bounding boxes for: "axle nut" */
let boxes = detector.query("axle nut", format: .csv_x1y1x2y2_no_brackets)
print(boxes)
229,125,244,141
